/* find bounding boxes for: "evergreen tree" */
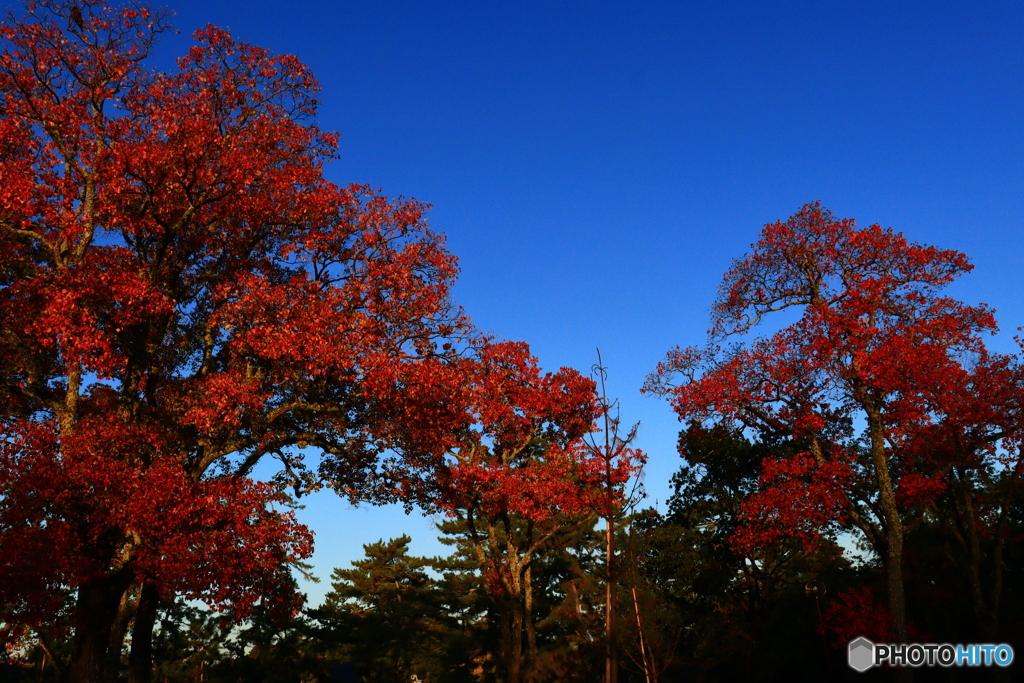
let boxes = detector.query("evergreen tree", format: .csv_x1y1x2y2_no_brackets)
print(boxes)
314,536,473,682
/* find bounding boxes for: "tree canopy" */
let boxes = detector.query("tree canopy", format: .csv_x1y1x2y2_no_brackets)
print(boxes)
0,1,472,679
1,3,1023,682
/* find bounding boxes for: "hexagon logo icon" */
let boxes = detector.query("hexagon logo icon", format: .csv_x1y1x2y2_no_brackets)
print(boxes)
848,637,875,672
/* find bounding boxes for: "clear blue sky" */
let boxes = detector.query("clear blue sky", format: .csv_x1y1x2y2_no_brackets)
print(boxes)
140,0,1024,605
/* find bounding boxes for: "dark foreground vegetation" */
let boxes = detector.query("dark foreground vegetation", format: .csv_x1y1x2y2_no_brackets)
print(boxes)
7,439,1024,683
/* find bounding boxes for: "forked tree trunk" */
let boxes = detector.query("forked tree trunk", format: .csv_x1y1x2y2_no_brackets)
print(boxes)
863,396,911,683
68,569,134,683
854,382,910,639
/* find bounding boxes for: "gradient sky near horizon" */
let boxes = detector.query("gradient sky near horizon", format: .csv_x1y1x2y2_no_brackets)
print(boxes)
72,0,1024,605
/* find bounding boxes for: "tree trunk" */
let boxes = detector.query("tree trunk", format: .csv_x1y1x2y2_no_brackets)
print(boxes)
128,582,160,683
882,530,912,683
68,569,134,683
858,385,911,683
605,514,618,683
873,473,912,683
524,564,536,681
500,607,525,683
630,577,654,682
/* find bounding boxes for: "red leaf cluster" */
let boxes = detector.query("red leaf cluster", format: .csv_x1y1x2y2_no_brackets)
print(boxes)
0,1,469,648
649,203,1024,640
731,453,851,555
371,339,644,521
820,584,895,646
0,418,312,636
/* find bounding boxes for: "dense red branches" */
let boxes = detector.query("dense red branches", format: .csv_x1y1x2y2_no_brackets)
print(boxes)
647,203,1024,645
369,339,643,682
0,2,471,679
366,339,641,518
0,421,311,617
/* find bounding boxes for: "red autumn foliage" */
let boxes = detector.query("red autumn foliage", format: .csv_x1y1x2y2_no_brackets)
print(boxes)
821,584,896,645
647,202,1024,641
731,452,851,555
0,420,311,618
381,339,643,683
376,338,643,522
0,1,470,679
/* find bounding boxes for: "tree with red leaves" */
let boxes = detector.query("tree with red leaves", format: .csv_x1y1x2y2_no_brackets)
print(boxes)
0,2,468,681
646,203,1024,658
383,340,643,683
